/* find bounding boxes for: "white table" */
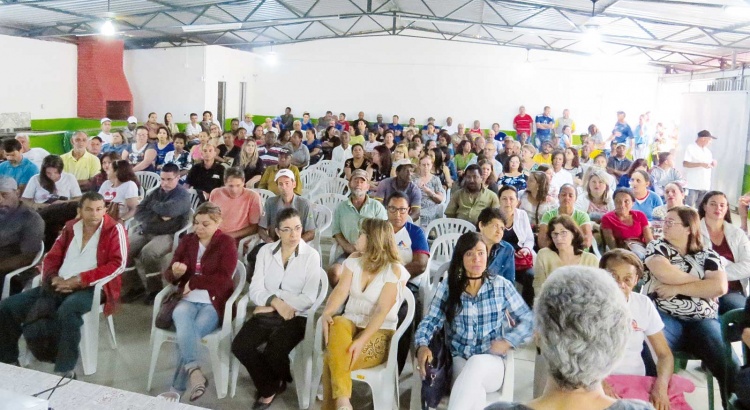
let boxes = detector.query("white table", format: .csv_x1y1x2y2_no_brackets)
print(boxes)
0,363,206,410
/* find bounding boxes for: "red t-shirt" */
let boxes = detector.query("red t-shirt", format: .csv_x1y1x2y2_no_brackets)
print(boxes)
513,114,534,136
601,210,649,242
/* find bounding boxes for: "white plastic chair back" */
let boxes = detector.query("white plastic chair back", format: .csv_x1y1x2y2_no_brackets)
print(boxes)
315,160,343,179
136,171,160,192
250,188,276,209
147,261,246,399
311,178,350,197
311,206,333,259
310,193,348,217
425,217,476,240
300,169,327,197
310,289,415,410
187,188,202,211
419,233,461,317
1,241,44,300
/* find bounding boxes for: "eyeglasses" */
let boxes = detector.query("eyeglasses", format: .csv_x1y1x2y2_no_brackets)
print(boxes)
663,220,684,228
387,206,409,214
278,225,303,234
551,231,570,238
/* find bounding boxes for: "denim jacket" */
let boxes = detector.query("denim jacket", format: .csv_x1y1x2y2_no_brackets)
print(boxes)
488,241,516,283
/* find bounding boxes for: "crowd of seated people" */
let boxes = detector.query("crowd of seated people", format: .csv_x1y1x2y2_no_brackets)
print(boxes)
0,107,749,410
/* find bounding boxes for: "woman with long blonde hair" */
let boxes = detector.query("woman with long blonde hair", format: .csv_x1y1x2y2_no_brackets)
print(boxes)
319,218,408,410
238,139,265,188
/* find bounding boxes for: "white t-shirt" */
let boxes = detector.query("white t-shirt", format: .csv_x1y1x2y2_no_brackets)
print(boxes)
550,169,574,190
612,292,664,376
342,257,407,330
682,142,713,190
23,147,50,169
99,180,139,216
97,132,113,144
22,172,82,204
394,226,414,266
185,123,202,137
184,242,212,304
332,145,353,163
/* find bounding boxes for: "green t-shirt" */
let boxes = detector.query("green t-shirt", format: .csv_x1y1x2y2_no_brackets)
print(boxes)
539,208,591,227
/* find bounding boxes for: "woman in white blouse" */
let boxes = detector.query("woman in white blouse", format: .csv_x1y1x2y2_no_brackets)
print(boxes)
98,159,140,224
319,218,407,410
498,185,536,306
231,208,321,409
21,154,81,208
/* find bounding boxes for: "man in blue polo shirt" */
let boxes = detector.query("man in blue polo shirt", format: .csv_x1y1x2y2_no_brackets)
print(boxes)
609,111,634,153
0,139,39,193
374,159,422,222
534,106,554,148
386,191,430,374
388,115,403,138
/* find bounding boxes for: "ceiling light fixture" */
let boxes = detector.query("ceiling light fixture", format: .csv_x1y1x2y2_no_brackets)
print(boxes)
101,19,115,36
182,22,243,33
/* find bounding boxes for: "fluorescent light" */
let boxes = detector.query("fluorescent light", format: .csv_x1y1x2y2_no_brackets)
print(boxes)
402,17,470,27
182,23,243,33
582,25,602,52
101,20,115,36
265,51,278,66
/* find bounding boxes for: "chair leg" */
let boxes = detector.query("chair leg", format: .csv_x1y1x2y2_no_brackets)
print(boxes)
79,311,98,376
106,315,117,349
146,334,164,391
292,347,311,409
310,354,324,407
207,338,228,399
706,370,714,410
230,355,240,398
369,374,395,410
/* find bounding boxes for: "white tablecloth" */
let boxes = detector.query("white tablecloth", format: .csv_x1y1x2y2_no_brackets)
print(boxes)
0,363,205,410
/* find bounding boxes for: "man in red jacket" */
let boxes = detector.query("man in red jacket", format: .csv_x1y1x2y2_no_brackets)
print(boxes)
0,191,127,375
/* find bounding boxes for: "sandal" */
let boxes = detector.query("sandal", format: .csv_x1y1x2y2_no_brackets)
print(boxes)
187,367,209,402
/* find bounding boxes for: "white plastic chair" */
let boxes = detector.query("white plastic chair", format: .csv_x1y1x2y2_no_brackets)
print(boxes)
187,188,202,211
136,171,161,192
230,269,329,408
147,261,246,399
1,242,44,300
310,290,415,410
250,188,276,208
311,206,332,260
424,218,476,241
310,178,350,197
313,160,343,179
418,234,462,317
27,270,120,376
300,169,327,198
310,193,347,250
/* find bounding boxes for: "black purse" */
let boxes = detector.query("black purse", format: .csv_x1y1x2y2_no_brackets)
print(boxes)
421,327,452,410
155,289,182,330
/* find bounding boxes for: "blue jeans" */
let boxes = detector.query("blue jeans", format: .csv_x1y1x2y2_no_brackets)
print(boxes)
658,310,740,407
171,300,219,391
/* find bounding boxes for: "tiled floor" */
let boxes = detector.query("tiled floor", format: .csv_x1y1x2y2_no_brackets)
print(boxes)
23,297,729,410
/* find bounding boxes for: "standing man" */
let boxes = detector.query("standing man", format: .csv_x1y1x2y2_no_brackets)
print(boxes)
371,114,386,134
15,134,49,169
682,130,717,207
0,192,126,377
534,106,554,148
280,107,294,131
328,170,387,286
374,159,422,222
442,117,457,135
121,116,138,143
445,164,500,225
554,109,576,137
0,177,44,297
513,105,534,139
61,136,99,186
209,167,262,241
0,139,39,193
607,143,633,179
632,114,649,160
607,111,634,155
125,164,191,303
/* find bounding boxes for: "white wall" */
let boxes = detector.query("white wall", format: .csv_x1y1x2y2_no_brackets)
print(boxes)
204,46,255,124
0,34,77,119
251,36,661,130
123,45,254,125
123,46,206,123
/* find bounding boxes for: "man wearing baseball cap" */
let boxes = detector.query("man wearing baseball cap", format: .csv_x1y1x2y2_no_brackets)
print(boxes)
374,159,421,222
121,116,138,144
245,168,316,273
683,129,717,207
0,176,44,297
97,117,113,144
328,169,387,286
607,142,633,179
258,147,303,196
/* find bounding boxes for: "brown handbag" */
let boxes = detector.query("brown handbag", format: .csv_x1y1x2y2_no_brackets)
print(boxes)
105,202,120,221
155,290,182,329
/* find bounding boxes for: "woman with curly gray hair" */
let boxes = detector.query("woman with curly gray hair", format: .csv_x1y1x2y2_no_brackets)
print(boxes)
488,266,653,410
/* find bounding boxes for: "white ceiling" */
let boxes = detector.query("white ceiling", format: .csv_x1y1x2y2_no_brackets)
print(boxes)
2,0,750,72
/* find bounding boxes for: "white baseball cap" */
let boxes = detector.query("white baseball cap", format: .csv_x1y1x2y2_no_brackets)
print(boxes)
274,168,295,182
100,117,111,124
127,116,137,124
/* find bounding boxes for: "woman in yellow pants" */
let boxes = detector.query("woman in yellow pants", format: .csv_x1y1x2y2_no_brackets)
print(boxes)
319,218,408,410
